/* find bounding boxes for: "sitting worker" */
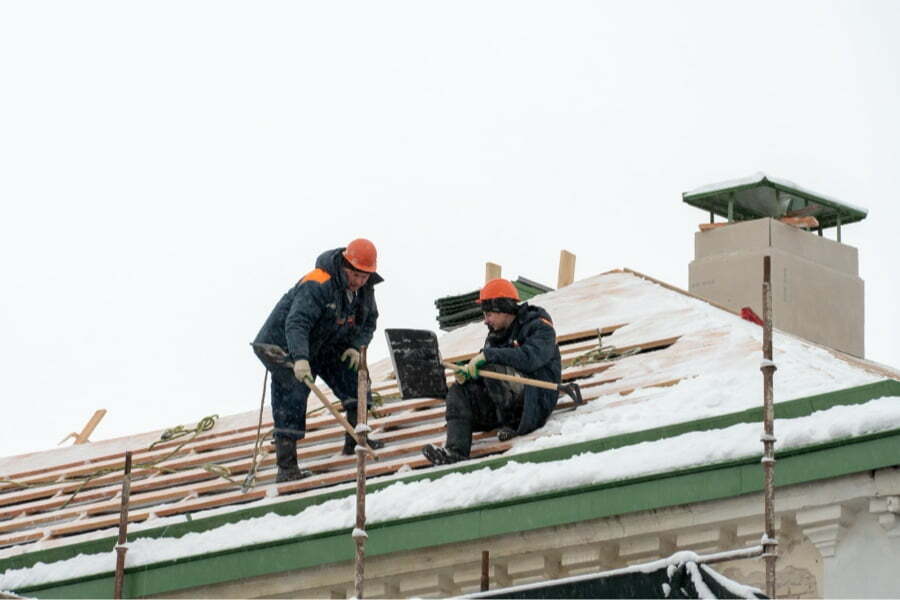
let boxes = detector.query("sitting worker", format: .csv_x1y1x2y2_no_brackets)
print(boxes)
422,278,561,465
253,238,385,482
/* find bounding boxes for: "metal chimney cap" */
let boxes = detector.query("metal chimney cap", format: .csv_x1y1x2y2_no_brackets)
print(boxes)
682,173,868,230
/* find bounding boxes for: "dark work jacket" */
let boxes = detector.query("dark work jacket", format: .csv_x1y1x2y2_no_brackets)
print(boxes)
254,248,382,364
481,303,561,436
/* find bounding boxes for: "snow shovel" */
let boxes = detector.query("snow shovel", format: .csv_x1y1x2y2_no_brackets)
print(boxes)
251,342,376,458
384,328,583,406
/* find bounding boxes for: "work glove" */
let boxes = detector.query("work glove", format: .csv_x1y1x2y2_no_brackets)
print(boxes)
341,348,360,370
463,352,487,380
497,427,517,442
293,359,312,383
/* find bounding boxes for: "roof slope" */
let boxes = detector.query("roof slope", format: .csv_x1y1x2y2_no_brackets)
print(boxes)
1,269,898,587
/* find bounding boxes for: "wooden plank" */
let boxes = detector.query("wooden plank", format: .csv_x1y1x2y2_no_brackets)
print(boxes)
582,377,688,402
0,488,120,522
75,409,107,444
559,341,601,356
616,378,685,396
0,530,44,549
485,262,502,283
562,363,615,381
562,336,680,368
154,489,268,518
49,510,150,539
579,376,621,390
557,250,576,288
699,216,819,232
277,439,513,496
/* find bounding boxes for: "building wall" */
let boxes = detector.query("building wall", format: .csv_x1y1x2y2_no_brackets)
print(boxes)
161,467,900,599
827,502,900,598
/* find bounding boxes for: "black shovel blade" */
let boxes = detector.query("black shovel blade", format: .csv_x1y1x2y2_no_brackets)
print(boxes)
385,328,448,399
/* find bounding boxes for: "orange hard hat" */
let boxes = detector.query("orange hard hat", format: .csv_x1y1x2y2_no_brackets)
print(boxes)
342,238,378,272
478,278,520,303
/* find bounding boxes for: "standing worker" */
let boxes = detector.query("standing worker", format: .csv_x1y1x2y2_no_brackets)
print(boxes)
254,239,385,482
422,278,561,465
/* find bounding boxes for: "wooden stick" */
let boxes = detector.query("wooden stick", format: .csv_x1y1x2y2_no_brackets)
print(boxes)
442,361,559,391
699,216,819,232
77,409,107,444
557,250,576,289
481,550,490,591
113,451,133,599
304,380,376,459
485,262,502,283
58,408,108,446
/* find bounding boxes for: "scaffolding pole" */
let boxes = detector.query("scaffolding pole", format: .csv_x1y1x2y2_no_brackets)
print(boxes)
761,256,778,598
354,346,370,598
113,451,133,599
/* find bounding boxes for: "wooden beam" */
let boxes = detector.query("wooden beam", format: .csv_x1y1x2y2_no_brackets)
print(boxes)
485,262,502,283
699,216,819,232
76,409,107,444
57,409,107,446
557,250,576,289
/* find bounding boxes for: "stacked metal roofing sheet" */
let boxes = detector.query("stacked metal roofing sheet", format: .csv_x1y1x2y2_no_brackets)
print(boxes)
434,277,554,330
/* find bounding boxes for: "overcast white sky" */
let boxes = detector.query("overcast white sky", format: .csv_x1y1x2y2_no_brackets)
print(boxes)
1,1,898,459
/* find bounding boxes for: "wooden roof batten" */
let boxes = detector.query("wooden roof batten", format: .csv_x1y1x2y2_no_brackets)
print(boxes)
0,313,687,554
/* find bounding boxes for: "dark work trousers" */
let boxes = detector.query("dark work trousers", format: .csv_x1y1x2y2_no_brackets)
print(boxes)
265,349,371,442
444,365,525,457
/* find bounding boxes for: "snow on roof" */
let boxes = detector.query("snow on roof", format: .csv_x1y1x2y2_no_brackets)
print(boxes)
1,269,898,588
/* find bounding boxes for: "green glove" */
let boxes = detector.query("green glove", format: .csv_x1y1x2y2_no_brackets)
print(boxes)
341,348,360,370
464,352,487,379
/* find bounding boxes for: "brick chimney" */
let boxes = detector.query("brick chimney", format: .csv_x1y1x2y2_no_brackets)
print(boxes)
683,173,867,357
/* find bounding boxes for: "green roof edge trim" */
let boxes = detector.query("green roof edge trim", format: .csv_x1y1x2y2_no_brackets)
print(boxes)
7,379,900,596
682,176,867,228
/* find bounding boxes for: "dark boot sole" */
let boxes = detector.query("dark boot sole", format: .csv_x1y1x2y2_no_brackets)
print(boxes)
276,468,313,483
342,437,385,455
422,444,464,465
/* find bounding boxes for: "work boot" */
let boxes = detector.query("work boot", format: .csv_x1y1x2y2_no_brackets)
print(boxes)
421,444,466,465
342,409,384,455
342,433,385,455
274,437,312,483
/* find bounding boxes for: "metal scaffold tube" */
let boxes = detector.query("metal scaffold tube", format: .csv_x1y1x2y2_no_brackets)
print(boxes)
355,346,370,598
761,256,778,598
